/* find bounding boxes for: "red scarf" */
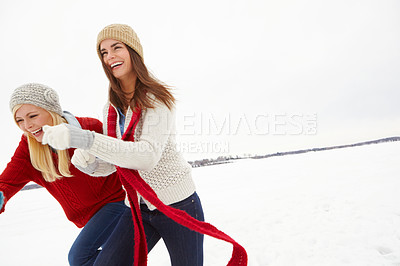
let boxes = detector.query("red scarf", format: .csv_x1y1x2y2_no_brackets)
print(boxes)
107,105,248,266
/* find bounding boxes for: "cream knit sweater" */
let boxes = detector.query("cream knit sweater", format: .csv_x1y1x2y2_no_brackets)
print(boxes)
87,100,195,210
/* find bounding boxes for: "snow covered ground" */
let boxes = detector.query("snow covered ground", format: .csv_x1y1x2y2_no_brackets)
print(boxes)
0,141,399,266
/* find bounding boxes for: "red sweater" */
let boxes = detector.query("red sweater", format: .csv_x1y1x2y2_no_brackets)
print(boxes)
0,117,126,228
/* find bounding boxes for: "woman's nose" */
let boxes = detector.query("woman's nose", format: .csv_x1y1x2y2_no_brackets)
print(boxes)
25,120,34,130
107,51,115,60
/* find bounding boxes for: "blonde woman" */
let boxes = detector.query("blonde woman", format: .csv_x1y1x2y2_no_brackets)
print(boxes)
0,83,131,266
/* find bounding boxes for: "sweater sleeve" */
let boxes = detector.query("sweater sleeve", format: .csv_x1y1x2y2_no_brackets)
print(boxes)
88,103,175,172
0,136,35,213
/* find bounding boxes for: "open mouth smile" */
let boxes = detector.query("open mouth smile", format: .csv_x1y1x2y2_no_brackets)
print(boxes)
31,128,43,136
110,62,123,69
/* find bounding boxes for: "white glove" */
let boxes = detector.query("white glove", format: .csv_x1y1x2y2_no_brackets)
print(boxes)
42,124,70,150
42,124,94,150
71,149,99,174
71,149,96,168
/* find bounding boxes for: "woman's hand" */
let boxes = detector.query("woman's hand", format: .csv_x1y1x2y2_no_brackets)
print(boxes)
72,149,96,168
72,149,99,174
42,124,70,150
42,124,94,150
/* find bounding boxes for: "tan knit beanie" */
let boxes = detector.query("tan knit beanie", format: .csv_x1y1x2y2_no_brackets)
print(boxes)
96,24,143,60
10,83,63,116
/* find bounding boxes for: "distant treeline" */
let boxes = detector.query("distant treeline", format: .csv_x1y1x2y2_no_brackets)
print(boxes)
188,136,400,168
22,136,400,190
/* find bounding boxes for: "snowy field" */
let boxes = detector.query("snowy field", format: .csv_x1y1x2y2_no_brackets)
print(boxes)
0,141,399,266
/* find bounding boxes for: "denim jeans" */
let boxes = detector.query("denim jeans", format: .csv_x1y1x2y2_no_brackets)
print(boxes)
95,192,204,266
68,201,130,266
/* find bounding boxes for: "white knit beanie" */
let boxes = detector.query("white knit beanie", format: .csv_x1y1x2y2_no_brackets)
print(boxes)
9,83,63,116
96,24,144,60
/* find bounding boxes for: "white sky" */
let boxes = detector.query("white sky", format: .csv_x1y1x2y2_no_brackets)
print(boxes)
0,0,399,162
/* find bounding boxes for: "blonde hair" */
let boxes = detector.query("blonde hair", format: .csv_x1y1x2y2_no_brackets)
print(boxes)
13,105,72,182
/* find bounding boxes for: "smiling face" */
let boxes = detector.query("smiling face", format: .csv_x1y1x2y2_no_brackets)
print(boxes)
100,39,134,81
15,104,53,143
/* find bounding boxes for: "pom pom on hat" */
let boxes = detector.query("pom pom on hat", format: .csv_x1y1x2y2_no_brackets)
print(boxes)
96,24,143,60
10,83,63,116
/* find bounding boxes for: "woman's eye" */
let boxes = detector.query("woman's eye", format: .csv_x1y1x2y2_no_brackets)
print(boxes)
29,115,38,119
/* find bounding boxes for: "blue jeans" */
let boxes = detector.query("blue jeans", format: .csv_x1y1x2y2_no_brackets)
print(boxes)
95,192,204,266
68,201,130,266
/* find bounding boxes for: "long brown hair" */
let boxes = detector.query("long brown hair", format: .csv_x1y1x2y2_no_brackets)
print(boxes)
100,44,175,112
